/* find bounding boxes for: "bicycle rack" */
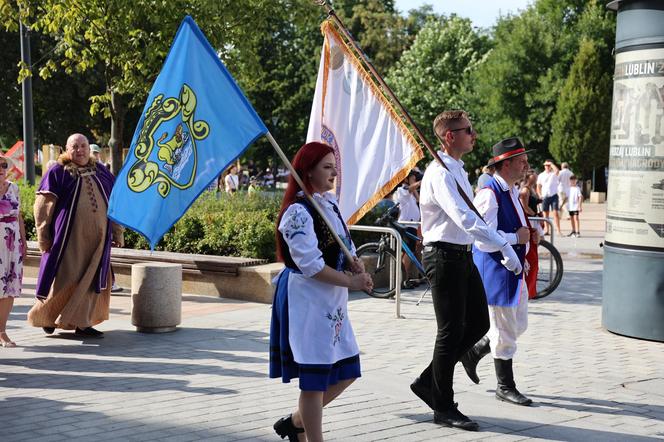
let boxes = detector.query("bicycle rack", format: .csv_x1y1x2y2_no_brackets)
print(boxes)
351,218,555,319
348,225,404,319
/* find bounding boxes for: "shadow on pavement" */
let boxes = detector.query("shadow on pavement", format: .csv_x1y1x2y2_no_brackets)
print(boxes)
0,396,261,440
398,413,657,441
0,372,238,395
528,393,664,419
1,355,264,377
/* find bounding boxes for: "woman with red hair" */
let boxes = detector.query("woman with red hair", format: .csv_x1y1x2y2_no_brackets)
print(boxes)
270,142,372,441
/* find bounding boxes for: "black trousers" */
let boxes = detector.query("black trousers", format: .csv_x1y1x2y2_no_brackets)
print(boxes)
416,246,489,411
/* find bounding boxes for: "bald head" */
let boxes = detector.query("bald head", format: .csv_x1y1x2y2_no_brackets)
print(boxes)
66,133,91,166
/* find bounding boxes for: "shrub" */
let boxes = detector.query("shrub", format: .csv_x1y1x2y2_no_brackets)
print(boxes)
16,181,37,241
124,190,282,260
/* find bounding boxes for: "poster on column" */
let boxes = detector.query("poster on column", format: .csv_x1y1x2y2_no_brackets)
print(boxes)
606,47,664,251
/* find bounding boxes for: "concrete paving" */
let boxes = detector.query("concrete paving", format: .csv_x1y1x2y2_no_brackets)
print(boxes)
1,202,663,441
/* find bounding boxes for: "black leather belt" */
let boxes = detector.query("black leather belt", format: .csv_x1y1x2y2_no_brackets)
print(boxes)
425,241,473,252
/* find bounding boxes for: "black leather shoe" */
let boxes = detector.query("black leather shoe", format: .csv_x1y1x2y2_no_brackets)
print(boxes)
433,403,479,431
496,386,532,406
459,336,490,384
410,378,433,409
273,414,304,441
74,327,104,338
42,327,55,335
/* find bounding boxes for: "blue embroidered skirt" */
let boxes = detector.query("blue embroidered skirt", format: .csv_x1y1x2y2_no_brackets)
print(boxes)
269,268,361,391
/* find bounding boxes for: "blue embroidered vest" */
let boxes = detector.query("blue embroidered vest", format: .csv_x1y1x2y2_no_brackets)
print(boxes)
472,177,527,307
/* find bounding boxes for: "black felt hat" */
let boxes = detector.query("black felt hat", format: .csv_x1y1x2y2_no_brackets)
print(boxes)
487,137,534,166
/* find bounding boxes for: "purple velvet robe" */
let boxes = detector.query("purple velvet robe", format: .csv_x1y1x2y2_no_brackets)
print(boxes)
35,162,116,299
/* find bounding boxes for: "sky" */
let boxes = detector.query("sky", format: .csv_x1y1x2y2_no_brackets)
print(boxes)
394,0,533,29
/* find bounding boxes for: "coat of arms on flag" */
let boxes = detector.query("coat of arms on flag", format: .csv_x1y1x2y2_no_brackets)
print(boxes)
307,19,424,224
108,16,267,249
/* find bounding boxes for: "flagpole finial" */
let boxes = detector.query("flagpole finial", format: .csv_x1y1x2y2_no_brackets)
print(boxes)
313,0,333,13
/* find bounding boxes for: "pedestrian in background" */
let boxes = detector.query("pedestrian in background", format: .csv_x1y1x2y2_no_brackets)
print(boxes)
567,175,583,237
0,155,26,348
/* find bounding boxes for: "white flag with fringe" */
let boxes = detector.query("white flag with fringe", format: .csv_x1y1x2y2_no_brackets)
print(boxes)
307,20,423,225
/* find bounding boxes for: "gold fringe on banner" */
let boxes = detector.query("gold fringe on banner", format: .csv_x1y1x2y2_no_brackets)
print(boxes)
319,19,424,225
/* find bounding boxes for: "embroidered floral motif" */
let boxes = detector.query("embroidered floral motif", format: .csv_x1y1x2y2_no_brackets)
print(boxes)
283,206,310,240
4,227,15,251
326,307,345,346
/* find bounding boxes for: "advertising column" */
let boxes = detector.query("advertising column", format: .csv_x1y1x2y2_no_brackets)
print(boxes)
604,0,664,342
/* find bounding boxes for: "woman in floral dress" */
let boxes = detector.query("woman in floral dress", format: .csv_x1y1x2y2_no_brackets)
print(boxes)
269,142,373,442
0,155,26,347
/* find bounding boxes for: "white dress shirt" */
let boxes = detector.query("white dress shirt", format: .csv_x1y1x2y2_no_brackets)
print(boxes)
419,151,508,250
473,173,529,254
393,186,420,222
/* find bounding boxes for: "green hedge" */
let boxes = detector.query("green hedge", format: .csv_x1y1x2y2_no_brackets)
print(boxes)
16,181,386,261
124,191,282,261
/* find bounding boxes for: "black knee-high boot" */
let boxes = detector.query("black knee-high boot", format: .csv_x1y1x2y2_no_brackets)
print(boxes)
459,335,491,384
494,358,532,406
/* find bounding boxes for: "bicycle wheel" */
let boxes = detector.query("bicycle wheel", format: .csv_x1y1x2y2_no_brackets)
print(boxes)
356,243,403,299
533,239,563,299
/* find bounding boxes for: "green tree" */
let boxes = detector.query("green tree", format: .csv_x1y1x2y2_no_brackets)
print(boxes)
471,0,589,165
240,3,325,166
3,0,281,174
331,0,411,73
549,38,611,182
386,15,491,165
0,29,106,151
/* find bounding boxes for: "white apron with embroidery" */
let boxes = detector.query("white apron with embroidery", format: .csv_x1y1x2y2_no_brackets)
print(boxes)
278,192,360,365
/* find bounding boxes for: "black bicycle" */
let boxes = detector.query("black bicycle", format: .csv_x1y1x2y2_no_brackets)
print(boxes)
356,203,428,298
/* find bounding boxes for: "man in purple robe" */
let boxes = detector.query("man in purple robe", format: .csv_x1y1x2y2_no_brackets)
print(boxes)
28,133,123,337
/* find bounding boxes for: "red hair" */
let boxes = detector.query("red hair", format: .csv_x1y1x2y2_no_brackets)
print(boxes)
276,142,334,262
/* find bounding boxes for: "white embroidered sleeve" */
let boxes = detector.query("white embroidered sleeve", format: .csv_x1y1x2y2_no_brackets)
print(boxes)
279,204,325,277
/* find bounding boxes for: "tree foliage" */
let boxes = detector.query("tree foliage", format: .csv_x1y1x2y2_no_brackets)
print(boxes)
2,0,283,173
386,15,491,165
549,38,612,181
471,0,590,166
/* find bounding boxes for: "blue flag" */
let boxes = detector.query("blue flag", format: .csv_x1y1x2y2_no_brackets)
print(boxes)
108,16,267,249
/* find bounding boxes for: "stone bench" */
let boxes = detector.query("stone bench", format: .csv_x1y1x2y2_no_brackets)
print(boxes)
24,241,278,303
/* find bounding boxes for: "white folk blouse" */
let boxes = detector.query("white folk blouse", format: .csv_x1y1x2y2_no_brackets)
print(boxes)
277,192,360,365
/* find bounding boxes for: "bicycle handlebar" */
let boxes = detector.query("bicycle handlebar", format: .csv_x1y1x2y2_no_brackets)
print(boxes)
377,202,400,225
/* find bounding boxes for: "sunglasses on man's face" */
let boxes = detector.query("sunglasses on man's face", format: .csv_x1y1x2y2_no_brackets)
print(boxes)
0,163,8,169
449,126,475,135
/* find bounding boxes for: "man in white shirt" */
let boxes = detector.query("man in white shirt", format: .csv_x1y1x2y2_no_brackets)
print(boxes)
536,160,562,236
410,110,522,431
557,162,573,216
393,170,421,282
472,137,535,407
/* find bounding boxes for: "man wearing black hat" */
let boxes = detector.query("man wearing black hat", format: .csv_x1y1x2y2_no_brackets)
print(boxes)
467,137,535,406
411,110,523,431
